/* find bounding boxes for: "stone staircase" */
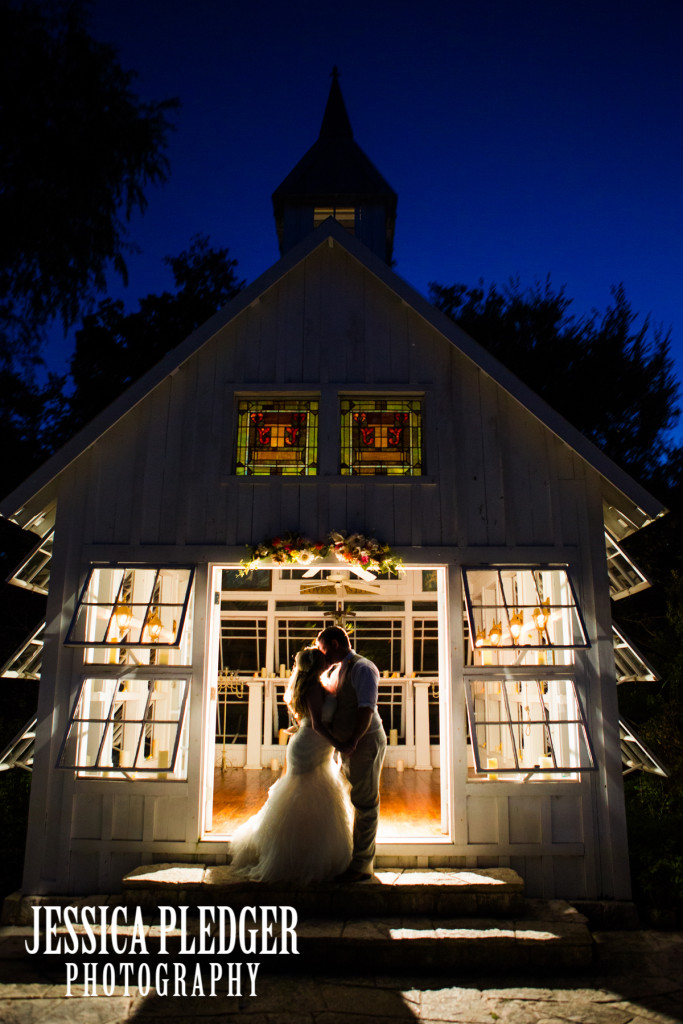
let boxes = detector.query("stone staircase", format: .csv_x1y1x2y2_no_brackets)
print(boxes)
122,863,593,972
0,865,594,972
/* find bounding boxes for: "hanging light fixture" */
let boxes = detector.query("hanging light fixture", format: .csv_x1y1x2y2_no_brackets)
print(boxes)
145,609,163,643
532,599,550,633
509,610,524,642
488,621,502,646
114,602,132,634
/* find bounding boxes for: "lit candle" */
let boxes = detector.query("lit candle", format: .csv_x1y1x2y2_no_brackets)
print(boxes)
261,667,267,678
270,758,280,772
396,759,405,773
389,729,398,746
540,756,553,771
487,757,498,780
279,664,287,678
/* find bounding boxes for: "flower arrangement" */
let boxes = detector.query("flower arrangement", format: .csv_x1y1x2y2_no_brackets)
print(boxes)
239,531,403,576
326,531,403,575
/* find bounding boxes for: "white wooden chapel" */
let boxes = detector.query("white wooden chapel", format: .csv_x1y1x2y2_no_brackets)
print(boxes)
1,72,667,898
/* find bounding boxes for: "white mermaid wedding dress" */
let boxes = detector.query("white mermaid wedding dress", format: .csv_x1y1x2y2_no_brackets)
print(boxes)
228,697,353,884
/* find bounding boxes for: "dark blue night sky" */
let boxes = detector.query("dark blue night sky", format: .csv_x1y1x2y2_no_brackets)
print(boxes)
54,0,683,436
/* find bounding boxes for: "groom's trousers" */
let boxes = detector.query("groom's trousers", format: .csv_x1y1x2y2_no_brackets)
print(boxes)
343,726,387,873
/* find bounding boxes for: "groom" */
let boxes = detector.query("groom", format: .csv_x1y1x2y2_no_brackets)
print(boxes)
316,625,387,883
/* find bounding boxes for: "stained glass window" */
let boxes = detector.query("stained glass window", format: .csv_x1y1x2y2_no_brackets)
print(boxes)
340,398,422,475
235,399,318,475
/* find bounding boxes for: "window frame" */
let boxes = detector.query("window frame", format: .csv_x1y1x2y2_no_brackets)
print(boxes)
339,396,423,476
462,564,590,652
464,670,597,777
57,669,191,777
234,397,319,476
65,564,195,648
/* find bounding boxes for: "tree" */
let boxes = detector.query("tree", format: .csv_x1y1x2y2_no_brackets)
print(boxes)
64,235,244,432
429,277,681,490
0,0,178,362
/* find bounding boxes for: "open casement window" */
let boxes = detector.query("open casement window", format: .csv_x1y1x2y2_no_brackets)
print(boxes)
620,717,668,777
612,623,659,683
0,716,37,771
340,398,422,475
605,532,651,600
465,676,596,778
1,622,44,679
58,675,190,778
7,529,53,595
235,398,319,475
66,566,194,648
463,566,589,667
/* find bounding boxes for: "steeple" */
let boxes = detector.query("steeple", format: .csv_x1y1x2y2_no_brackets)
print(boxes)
272,70,397,264
319,66,353,140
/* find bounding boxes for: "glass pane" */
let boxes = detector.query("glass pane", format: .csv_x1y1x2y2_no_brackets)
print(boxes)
463,566,589,661
352,619,403,674
220,619,267,674
413,618,439,674
222,569,272,590
340,398,422,476
235,399,318,476
465,677,595,775
276,618,329,671
67,566,194,647
59,677,189,776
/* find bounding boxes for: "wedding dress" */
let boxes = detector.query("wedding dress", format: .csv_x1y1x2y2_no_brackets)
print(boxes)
228,696,353,884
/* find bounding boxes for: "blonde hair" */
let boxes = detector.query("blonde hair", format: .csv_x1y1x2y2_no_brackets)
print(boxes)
284,646,327,720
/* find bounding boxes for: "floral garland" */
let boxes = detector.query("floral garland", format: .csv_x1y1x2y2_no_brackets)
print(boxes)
239,531,403,576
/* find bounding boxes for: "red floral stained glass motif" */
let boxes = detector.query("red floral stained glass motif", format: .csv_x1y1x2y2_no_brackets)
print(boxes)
237,400,319,475
341,399,422,475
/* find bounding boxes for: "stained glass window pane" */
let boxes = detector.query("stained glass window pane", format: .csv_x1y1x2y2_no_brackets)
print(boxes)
235,399,318,475
340,398,422,476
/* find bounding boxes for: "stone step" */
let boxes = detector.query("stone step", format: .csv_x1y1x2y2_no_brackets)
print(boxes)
294,900,593,973
120,864,526,918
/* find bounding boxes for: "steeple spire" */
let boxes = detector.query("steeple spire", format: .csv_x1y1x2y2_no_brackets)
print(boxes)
319,66,353,140
272,72,398,264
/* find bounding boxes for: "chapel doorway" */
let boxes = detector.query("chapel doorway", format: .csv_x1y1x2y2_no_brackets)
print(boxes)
204,565,448,842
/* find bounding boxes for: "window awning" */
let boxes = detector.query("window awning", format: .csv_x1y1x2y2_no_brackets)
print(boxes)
605,532,651,601
619,717,668,777
0,716,37,772
612,623,659,684
0,622,44,679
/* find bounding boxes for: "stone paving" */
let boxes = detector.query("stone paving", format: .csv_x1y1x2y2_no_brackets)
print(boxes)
0,928,681,1024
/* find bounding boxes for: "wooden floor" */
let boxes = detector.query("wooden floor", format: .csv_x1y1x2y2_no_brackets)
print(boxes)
209,766,443,838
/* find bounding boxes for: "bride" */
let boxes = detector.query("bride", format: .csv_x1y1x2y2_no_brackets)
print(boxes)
228,646,353,884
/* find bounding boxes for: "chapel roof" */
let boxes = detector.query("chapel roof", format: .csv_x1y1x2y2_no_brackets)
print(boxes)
272,68,398,203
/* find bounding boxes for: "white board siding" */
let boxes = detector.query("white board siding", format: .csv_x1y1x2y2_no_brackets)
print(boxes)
16,240,629,898
50,246,595,556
